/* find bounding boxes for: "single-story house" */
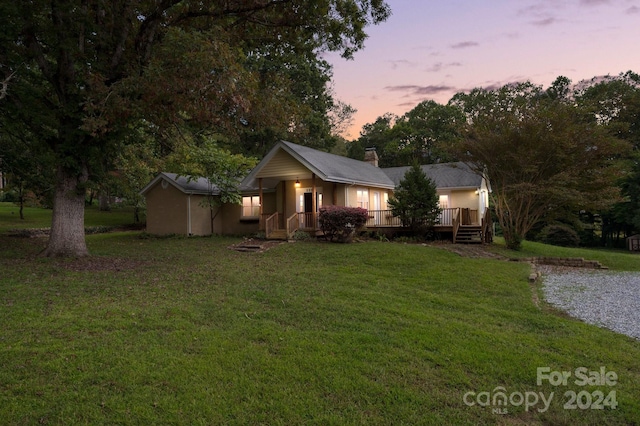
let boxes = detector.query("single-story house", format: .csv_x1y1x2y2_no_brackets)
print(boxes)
141,141,492,242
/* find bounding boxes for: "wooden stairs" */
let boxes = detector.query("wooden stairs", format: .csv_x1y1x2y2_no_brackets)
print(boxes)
455,225,483,244
267,229,288,241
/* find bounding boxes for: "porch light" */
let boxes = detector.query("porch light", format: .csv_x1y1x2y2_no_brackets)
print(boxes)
475,189,479,195
295,178,301,188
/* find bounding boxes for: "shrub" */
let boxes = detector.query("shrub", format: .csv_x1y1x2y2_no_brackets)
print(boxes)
539,224,581,247
292,230,314,241
319,206,368,243
388,163,440,232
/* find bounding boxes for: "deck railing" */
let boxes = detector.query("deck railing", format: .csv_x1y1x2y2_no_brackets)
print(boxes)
263,208,480,233
265,212,279,238
286,213,300,237
366,210,402,227
452,208,461,242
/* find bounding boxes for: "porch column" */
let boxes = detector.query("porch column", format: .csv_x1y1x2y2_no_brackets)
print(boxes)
312,173,317,228
332,183,337,205
281,181,286,228
258,178,263,230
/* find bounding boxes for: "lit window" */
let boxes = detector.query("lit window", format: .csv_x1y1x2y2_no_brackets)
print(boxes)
242,196,260,217
356,189,369,210
439,195,449,209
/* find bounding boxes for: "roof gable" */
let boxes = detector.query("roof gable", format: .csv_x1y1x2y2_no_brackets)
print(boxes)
140,172,220,196
241,141,396,190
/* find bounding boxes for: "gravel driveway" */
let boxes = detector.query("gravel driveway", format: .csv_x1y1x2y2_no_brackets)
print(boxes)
541,266,640,340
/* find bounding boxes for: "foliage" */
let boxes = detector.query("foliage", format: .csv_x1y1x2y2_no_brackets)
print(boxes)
319,205,368,242
347,113,395,164
292,230,315,241
538,224,581,247
165,134,257,207
348,102,464,166
574,72,640,241
451,81,631,250
0,131,55,217
0,0,390,256
388,163,440,232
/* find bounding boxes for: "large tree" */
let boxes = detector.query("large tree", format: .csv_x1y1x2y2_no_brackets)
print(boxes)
0,0,390,256
451,82,630,250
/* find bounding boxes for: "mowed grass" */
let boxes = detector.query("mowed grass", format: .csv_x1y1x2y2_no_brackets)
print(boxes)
1,233,639,425
489,237,640,271
0,202,138,233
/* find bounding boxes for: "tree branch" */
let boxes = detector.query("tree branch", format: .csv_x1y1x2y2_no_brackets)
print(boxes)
0,69,18,100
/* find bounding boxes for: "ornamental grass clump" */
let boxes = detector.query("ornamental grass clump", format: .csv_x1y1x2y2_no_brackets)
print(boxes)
319,206,368,243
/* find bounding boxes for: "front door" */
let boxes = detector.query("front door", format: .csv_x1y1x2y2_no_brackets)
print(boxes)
296,187,322,228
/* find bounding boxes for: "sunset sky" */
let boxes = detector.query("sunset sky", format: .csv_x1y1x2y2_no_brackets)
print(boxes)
326,0,640,139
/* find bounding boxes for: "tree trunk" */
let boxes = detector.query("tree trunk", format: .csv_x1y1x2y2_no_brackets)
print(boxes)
41,166,89,257
99,191,111,211
18,182,24,220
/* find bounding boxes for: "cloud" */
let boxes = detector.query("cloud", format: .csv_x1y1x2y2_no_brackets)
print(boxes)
579,0,610,5
387,59,419,70
626,5,640,14
385,85,456,96
531,16,557,26
450,41,479,49
426,62,463,73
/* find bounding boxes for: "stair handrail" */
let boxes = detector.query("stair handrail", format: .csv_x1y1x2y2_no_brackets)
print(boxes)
286,212,300,238
265,212,279,239
452,208,461,243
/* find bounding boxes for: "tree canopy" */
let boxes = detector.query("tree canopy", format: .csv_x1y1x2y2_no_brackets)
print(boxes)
0,0,390,256
451,81,631,249
348,102,464,166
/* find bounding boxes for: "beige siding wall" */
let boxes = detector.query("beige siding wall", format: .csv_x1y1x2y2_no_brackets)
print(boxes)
145,183,189,235
145,183,216,236
188,194,212,236
218,203,261,235
448,189,479,211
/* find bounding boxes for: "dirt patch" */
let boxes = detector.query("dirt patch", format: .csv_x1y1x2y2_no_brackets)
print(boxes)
228,238,286,253
54,257,146,272
430,242,507,260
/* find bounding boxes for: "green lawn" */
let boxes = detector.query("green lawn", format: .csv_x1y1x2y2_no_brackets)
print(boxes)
489,237,640,271
0,202,140,233
1,232,639,424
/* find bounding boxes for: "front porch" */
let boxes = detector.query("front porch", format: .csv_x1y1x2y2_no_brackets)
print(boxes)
261,207,493,244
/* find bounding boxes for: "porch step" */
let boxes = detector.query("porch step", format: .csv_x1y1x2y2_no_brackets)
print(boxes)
455,226,483,244
267,229,288,240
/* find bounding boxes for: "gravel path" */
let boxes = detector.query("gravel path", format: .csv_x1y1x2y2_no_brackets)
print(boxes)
541,266,640,340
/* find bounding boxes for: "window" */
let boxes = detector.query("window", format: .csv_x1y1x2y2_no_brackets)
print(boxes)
242,196,260,217
356,189,369,209
438,194,449,209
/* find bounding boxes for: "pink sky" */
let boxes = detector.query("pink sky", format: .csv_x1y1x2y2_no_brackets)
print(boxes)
326,0,640,139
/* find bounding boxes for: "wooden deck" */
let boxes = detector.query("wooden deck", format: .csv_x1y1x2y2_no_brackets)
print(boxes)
263,208,492,243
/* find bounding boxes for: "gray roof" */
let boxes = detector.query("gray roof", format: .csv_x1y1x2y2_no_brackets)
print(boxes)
142,144,485,196
382,162,483,189
139,172,220,195
241,141,396,190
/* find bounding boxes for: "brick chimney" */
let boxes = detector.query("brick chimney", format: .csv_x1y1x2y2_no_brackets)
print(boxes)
364,147,379,167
